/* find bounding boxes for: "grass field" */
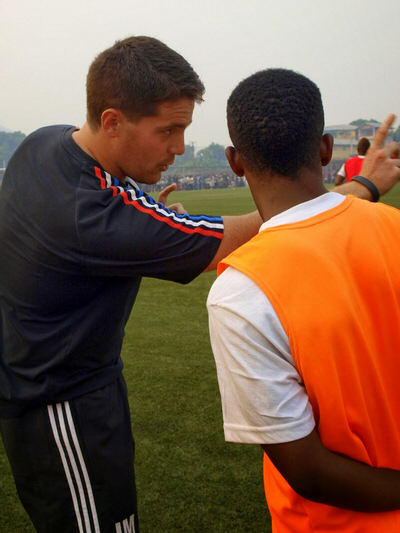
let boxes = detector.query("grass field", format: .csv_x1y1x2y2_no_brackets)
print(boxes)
1,183,400,532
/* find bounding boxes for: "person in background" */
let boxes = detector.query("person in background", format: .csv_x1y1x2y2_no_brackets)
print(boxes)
335,136,371,184
207,68,400,533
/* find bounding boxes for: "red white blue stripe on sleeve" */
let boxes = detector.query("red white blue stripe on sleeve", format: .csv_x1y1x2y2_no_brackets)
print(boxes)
94,167,224,239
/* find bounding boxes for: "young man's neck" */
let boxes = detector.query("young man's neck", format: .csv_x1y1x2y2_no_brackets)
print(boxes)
249,168,327,222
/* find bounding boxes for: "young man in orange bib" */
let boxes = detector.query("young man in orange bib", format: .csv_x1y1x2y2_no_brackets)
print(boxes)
207,68,400,532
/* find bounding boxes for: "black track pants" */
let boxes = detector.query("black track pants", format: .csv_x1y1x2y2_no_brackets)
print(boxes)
0,375,139,533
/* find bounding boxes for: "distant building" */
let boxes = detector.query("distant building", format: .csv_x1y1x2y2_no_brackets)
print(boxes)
325,122,393,161
325,124,358,142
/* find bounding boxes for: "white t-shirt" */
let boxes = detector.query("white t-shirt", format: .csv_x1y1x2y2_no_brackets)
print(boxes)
207,192,345,445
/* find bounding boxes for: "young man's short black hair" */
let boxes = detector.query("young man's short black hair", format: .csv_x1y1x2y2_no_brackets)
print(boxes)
227,68,325,177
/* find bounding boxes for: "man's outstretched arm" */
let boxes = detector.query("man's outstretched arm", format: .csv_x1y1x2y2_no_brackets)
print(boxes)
204,211,262,271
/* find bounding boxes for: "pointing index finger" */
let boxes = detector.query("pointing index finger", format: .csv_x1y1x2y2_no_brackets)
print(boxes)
371,114,396,150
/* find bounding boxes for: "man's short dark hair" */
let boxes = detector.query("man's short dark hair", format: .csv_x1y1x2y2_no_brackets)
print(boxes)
227,68,325,177
86,36,205,129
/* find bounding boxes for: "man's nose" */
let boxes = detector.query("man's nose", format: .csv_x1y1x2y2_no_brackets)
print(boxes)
170,135,185,156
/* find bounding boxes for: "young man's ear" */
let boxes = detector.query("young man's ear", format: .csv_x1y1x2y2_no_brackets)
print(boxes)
320,133,333,167
225,146,245,176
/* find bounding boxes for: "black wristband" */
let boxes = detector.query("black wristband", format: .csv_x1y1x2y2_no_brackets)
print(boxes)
351,175,380,202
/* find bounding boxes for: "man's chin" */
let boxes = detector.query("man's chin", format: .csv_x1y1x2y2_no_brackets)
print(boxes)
150,171,163,184
134,171,162,185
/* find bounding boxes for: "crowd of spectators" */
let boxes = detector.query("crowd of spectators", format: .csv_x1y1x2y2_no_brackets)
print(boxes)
139,172,247,193
139,169,340,193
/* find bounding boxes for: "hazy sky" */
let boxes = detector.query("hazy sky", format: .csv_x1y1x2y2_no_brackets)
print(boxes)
1,0,399,149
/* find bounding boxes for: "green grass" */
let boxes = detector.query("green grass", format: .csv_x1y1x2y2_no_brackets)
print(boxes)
380,182,400,208
160,185,257,216
1,183,400,532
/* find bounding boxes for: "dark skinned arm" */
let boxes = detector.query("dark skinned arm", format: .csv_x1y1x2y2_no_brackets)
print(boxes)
262,428,400,512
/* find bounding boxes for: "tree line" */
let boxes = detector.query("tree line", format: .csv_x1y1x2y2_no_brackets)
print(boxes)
168,142,229,172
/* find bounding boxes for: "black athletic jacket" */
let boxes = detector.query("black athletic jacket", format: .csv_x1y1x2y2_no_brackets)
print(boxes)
0,125,224,416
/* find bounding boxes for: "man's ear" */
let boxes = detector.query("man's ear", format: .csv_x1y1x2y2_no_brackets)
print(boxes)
225,146,245,176
101,108,122,137
320,133,333,167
